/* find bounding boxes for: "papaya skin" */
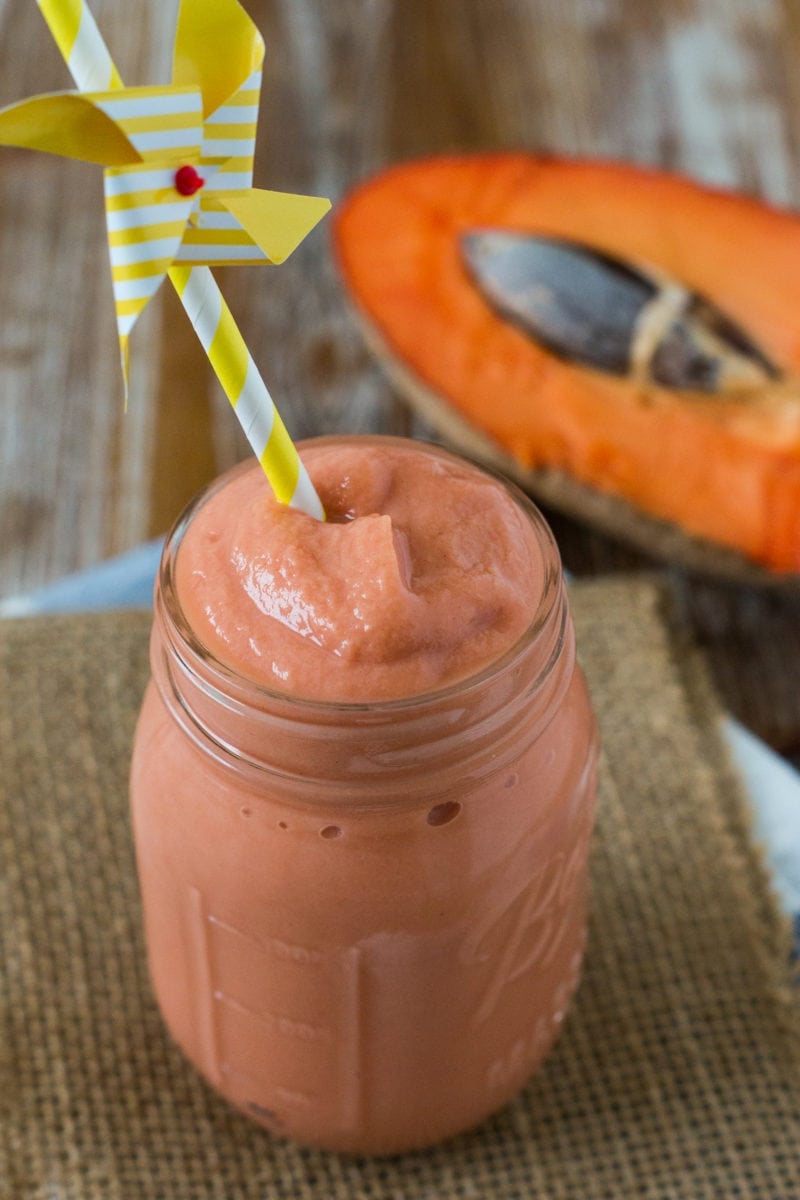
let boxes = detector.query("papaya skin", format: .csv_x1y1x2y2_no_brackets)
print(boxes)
333,155,800,575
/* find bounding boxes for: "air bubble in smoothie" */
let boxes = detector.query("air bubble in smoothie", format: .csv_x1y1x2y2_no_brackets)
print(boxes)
427,801,461,826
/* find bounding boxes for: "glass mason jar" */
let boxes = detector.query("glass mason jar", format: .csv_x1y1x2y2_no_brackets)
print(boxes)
129,439,599,1156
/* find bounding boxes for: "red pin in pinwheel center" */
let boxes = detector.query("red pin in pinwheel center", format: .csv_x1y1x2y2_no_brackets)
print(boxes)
175,164,205,196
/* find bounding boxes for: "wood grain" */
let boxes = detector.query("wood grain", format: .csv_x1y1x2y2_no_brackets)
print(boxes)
1,0,799,757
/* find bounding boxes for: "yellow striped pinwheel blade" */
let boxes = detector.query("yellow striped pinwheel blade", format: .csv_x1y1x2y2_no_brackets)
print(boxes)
179,0,263,193
105,164,202,346
0,92,136,164
100,83,207,359
177,189,331,266
198,67,261,188
222,190,332,264
91,86,204,163
175,207,267,265
173,0,264,119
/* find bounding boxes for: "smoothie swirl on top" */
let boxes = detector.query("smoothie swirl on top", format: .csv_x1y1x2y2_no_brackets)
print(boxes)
176,439,545,702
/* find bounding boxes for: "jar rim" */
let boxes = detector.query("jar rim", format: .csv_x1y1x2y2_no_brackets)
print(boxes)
156,435,565,716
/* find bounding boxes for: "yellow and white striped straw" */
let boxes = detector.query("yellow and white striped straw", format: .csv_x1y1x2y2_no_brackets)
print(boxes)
38,0,122,91
36,0,325,521
172,265,324,515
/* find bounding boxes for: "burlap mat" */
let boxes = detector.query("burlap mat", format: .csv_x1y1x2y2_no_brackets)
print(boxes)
1,579,798,1199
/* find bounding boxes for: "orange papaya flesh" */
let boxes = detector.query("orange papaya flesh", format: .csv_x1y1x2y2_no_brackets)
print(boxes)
334,155,800,572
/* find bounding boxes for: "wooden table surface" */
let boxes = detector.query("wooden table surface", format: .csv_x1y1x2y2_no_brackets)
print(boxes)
1,0,800,763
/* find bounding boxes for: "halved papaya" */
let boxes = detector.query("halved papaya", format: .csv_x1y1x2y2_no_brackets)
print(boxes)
333,155,800,579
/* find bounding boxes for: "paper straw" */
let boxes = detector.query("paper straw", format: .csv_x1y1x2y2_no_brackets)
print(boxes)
171,266,324,517
38,0,122,90
36,0,325,520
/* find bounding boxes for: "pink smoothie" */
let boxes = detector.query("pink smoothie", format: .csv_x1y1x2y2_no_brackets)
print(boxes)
130,436,598,1154
175,439,545,701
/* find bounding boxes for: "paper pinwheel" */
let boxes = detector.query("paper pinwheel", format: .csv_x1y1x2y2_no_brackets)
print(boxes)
0,0,330,381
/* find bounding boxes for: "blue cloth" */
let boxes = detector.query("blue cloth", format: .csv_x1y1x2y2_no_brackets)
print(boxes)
0,539,164,617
